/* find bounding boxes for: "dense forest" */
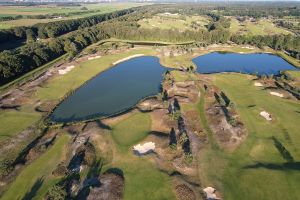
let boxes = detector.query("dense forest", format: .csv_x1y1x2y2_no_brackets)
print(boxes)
0,3,300,85
0,7,135,44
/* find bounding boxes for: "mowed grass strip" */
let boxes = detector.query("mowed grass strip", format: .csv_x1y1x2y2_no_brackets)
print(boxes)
212,73,300,200
1,134,70,200
109,112,176,200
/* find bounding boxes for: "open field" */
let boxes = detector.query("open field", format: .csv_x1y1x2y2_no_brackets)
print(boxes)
138,14,210,31
210,73,300,199
229,17,293,35
1,134,70,200
0,3,146,28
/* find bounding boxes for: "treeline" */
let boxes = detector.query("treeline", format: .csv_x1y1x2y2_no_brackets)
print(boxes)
140,2,300,18
0,7,135,45
0,8,113,22
0,11,136,84
231,34,300,59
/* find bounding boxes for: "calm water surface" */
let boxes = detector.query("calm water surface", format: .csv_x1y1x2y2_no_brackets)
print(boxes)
193,52,298,75
50,56,166,123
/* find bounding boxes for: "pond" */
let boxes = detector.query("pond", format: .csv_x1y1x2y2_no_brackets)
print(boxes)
193,52,298,75
50,56,166,123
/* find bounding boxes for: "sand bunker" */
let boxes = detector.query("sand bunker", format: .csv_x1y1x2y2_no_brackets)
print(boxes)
254,82,263,87
260,111,272,121
58,65,75,75
87,55,101,60
270,91,284,98
203,187,219,200
133,142,155,155
113,54,144,65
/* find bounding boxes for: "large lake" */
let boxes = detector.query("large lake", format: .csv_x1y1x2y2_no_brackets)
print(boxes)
50,56,166,123
193,52,298,75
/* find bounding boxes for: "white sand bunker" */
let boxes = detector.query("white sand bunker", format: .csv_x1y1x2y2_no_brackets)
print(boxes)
203,187,219,200
133,142,155,155
254,82,263,87
113,54,144,65
88,55,101,60
58,65,75,75
270,91,284,98
260,111,272,121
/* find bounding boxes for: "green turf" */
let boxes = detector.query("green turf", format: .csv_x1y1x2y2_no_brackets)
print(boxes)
0,134,70,200
0,106,41,141
108,112,176,200
112,112,151,149
210,73,300,200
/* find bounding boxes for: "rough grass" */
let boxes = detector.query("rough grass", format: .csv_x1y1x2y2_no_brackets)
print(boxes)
160,54,196,69
138,14,209,31
210,73,300,200
0,134,70,200
108,111,176,200
229,17,293,35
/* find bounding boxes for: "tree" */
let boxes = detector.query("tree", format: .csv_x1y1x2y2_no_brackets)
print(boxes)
169,128,177,146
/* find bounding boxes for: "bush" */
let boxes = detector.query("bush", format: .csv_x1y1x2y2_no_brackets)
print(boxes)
45,185,67,200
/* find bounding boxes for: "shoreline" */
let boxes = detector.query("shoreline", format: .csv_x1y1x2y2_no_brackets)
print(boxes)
112,54,145,65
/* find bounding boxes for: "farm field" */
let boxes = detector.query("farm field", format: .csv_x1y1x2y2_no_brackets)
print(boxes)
0,3,146,29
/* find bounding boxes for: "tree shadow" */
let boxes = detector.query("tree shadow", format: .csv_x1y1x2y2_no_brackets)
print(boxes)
149,131,168,138
243,162,300,171
95,120,111,130
21,177,44,200
105,168,124,179
87,160,103,179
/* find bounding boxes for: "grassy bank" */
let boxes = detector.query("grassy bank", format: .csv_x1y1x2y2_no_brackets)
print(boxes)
212,73,300,200
1,134,70,200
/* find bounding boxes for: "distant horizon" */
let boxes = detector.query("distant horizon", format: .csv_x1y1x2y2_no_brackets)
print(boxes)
1,0,300,3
